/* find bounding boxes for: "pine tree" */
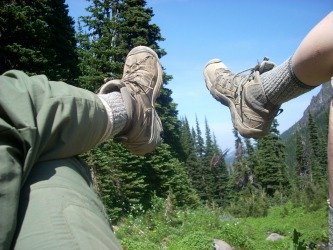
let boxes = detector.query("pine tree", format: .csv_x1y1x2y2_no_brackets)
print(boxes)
204,118,214,157
195,116,205,158
179,118,201,184
228,130,253,194
179,117,193,160
145,143,199,207
116,0,165,53
244,138,254,157
209,134,230,207
77,0,194,218
82,142,148,222
77,0,125,91
254,120,289,196
0,0,79,84
233,128,244,162
307,113,326,182
295,131,307,177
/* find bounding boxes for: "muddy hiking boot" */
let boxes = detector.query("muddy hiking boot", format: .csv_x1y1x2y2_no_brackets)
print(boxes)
99,46,163,155
204,58,281,138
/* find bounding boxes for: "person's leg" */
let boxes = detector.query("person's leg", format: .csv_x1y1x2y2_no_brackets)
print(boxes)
328,98,333,249
0,46,163,249
13,157,122,250
0,70,111,249
204,11,333,138
292,11,333,86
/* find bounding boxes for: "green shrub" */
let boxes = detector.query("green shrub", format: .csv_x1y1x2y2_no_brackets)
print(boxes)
117,199,328,250
168,231,213,250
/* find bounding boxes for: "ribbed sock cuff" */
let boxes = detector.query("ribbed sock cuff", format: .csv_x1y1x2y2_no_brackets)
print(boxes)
261,57,315,105
98,92,128,141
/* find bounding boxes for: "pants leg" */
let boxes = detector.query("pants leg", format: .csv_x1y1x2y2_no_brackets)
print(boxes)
13,157,122,250
0,70,109,249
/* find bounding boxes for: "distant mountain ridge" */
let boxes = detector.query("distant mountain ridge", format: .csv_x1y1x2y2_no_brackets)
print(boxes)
281,80,333,139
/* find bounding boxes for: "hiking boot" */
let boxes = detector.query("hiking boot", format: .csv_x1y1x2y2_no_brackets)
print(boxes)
99,46,163,155
204,59,280,138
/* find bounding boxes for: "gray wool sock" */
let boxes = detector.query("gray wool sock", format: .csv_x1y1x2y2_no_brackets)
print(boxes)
98,91,128,140
260,57,315,106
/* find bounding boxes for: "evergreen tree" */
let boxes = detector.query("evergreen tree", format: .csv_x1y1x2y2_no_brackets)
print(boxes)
195,116,205,158
179,118,201,185
185,125,208,200
254,120,288,196
145,143,199,207
307,113,327,182
244,138,254,157
228,130,253,194
117,0,165,53
0,0,79,84
201,118,215,204
156,87,184,158
82,143,148,222
77,0,193,218
179,117,192,160
209,134,230,207
204,118,214,157
295,131,307,177
77,0,124,91
233,128,244,162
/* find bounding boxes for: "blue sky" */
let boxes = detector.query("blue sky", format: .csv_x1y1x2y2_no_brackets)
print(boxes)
66,0,332,151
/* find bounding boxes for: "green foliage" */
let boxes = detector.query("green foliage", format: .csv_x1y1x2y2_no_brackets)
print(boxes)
289,179,328,212
117,202,328,250
195,116,205,158
168,231,213,250
82,141,149,222
307,112,327,182
145,143,200,208
225,186,270,218
82,141,199,223
0,0,79,84
292,229,306,250
77,0,125,90
283,108,329,182
179,116,230,206
254,120,289,196
294,131,307,178
155,87,184,158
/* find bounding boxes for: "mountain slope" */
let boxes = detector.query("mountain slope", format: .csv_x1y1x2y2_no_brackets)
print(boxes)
281,80,332,166
281,81,332,139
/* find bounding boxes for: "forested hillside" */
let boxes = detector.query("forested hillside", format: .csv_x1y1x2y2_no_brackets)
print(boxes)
1,1,329,248
281,82,332,173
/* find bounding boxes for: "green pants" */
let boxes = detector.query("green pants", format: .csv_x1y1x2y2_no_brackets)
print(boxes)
0,70,121,249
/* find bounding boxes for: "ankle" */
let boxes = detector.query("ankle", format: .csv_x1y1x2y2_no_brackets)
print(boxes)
260,57,315,106
244,73,278,113
97,91,128,141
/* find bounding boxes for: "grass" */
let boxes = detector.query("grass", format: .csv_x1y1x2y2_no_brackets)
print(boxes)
115,201,328,250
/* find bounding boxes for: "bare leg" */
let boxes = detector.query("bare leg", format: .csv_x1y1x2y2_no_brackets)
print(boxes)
329,100,333,206
328,99,333,249
292,11,333,86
